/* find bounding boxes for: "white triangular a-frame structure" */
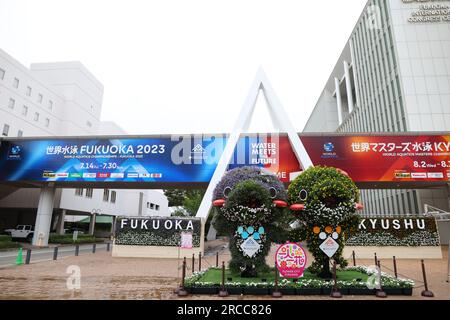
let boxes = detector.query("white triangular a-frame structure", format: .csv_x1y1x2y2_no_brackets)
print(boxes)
196,68,314,219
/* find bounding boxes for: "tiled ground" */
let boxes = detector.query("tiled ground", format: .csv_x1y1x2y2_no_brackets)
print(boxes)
0,244,448,300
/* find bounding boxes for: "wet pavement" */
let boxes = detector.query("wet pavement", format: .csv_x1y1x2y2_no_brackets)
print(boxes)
0,243,448,300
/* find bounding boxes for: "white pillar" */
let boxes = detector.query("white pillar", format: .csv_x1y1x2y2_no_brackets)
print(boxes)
344,61,354,113
89,213,96,236
32,186,56,247
334,77,343,125
57,209,66,235
110,216,116,235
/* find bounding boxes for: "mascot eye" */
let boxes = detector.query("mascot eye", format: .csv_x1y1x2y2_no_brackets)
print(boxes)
223,187,232,198
299,189,308,201
269,187,278,199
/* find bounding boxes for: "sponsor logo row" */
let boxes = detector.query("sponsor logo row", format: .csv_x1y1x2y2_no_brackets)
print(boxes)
395,172,450,179
42,172,163,179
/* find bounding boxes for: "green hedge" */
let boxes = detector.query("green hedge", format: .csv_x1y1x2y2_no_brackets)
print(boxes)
48,234,104,244
0,235,12,242
0,241,20,249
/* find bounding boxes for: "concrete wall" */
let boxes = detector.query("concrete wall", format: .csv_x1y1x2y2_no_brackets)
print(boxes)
59,188,169,217
389,0,450,131
303,89,339,133
437,220,450,245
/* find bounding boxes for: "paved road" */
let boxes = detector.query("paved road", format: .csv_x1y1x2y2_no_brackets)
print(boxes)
0,243,109,268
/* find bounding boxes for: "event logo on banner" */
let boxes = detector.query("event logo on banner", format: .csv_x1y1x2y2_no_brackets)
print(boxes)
275,243,307,278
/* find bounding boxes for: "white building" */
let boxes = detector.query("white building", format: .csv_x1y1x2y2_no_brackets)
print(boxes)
0,48,169,239
304,0,450,216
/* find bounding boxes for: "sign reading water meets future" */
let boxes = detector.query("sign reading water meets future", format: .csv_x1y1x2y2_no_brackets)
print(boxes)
114,217,202,248
1,134,450,185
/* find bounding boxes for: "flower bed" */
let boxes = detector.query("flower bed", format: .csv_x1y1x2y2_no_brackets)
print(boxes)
183,266,414,296
346,217,440,247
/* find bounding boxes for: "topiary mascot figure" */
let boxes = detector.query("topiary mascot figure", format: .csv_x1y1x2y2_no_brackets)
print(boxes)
288,166,363,279
212,166,290,278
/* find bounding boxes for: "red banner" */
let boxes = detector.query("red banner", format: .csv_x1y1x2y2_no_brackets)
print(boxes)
262,135,450,184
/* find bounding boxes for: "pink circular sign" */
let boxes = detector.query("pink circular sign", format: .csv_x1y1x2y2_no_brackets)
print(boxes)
275,242,307,278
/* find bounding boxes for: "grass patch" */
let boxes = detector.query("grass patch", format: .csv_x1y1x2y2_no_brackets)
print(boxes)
198,268,369,285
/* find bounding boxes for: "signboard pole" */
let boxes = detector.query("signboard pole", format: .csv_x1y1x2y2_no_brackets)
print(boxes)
177,246,180,281
73,231,78,242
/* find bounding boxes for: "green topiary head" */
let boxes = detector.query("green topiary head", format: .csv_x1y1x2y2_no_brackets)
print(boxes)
288,166,359,211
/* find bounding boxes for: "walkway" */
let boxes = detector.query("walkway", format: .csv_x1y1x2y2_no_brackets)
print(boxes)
0,244,448,300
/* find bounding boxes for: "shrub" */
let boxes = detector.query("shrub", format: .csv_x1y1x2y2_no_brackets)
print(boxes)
48,234,103,244
0,235,12,242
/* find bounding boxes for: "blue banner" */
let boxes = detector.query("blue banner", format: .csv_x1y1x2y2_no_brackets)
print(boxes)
0,135,282,183
0,137,227,183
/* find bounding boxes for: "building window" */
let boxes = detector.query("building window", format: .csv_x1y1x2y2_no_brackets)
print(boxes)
13,78,19,89
22,105,28,116
146,202,150,208
26,86,32,97
38,94,43,103
34,112,39,122
2,124,9,136
45,118,50,127
150,203,155,210
155,205,160,211
48,100,53,110
110,191,117,204
75,188,83,196
17,130,23,137
85,188,93,198
0,68,4,80
86,121,92,128
103,189,110,202
8,98,15,109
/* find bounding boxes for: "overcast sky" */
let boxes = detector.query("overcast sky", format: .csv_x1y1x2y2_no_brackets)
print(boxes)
0,0,366,135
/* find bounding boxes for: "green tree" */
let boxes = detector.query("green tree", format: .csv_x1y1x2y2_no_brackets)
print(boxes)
164,189,206,217
183,190,205,216
164,189,186,207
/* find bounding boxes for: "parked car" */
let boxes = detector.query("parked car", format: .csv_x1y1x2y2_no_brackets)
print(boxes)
5,225,34,241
